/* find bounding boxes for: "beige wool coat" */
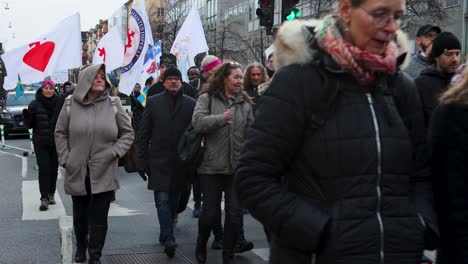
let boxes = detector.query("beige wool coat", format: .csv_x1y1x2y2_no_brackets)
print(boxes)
55,64,134,196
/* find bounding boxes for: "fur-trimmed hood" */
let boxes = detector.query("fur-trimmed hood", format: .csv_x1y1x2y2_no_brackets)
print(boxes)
274,18,410,70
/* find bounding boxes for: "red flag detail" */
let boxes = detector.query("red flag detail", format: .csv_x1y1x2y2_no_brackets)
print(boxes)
22,41,56,72
146,61,157,74
98,47,107,62
124,30,136,54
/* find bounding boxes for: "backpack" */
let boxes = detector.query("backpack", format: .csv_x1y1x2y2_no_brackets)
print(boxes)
177,95,212,168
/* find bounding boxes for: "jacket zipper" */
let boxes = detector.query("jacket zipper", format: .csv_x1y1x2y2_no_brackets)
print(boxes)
366,93,384,264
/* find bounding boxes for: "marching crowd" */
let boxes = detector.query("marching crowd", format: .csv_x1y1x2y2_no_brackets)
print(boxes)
18,0,468,263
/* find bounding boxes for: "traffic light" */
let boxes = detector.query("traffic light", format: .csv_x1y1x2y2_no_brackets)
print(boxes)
256,0,274,34
282,0,300,22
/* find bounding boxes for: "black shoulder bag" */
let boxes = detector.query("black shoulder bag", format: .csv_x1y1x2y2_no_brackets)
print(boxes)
178,95,212,168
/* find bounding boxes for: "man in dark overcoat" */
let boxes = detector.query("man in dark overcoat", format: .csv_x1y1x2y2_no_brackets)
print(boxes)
137,67,196,258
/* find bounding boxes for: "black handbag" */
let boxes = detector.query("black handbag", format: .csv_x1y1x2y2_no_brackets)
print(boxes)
178,95,212,168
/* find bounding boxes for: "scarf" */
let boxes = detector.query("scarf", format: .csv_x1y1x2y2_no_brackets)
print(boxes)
316,16,398,85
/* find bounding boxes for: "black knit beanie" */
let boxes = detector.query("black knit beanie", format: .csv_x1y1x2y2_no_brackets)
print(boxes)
430,32,461,58
163,66,182,82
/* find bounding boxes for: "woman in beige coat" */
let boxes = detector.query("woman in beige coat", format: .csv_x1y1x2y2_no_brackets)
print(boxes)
55,64,134,264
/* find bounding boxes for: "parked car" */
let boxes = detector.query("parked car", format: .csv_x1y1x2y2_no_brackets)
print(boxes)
2,91,36,136
0,105,15,137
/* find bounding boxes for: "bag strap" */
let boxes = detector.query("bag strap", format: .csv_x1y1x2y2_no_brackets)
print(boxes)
208,94,212,115
109,96,119,115
65,95,73,115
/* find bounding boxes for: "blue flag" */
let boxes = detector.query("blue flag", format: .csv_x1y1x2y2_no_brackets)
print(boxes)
15,75,24,100
137,86,148,107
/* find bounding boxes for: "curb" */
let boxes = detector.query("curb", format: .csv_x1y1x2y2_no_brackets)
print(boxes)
59,216,73,264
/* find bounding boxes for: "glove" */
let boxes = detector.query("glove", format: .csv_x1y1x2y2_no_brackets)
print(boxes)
22,108,31,119
138,171,148,181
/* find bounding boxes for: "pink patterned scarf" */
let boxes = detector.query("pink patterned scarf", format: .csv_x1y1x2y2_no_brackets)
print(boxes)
315,16,398,85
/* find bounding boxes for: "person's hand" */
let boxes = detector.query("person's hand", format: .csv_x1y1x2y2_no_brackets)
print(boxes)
138,171,148,181
127,111,134,118
22,109,30,119
224,109,233,123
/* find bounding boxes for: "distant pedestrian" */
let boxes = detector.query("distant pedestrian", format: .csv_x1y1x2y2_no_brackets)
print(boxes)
188,66,201,81
243,62,269,107
265,52,276,79
137,67,196,258
404,24,441,79
190,55,222,94
147,53,197,99
415,31,461,128
55,64,134,263
129,83,144,131
23,79,61,211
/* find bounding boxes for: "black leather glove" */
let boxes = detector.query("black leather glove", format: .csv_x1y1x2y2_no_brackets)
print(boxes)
138,171,147,181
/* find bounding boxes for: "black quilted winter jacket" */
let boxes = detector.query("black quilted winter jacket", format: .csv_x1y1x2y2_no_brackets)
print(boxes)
25,88,59,146
235,21,438,264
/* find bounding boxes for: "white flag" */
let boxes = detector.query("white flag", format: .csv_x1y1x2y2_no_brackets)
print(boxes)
92,26,124,71
1,13,82,90
119,0,154,95
139,40,162,86
170,6,208,81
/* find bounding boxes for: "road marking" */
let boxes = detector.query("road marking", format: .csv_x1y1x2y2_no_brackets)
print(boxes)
22,157,27,178
0,149,24,158
58,216,73,264
2,144,31,152
22,180,66,221
0,150,28,178
108,202,142,216
252,248,269,261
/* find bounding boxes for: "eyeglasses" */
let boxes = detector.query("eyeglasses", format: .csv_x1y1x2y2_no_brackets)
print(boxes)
358,6,403,29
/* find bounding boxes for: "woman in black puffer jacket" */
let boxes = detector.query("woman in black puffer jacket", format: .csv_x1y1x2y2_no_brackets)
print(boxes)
24,80,60,211
235,0,438,263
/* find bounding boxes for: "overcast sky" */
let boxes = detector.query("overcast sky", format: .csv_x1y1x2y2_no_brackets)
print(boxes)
0,0,128,51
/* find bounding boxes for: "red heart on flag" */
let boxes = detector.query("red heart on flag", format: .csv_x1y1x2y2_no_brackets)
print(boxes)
22,41,55,72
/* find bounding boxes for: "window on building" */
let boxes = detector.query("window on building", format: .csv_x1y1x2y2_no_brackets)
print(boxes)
157,8,165,17
445,0,459,7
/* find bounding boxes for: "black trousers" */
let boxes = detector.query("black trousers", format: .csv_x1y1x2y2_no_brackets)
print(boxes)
34,143,58,199
198,174,241,252
71,176,114,233
193,173,202,207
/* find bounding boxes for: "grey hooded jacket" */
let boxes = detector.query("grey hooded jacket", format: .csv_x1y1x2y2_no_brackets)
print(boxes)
404,52,433,79
55,64,134,195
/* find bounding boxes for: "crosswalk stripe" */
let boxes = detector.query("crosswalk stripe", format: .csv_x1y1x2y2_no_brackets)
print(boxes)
22,180,66,220
108,202,142,216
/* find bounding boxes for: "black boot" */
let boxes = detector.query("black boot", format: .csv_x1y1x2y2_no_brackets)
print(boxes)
222,250,234,264
211,226,224,250
74,223,88,263
234,229,254,253
164,240,176,258
88,225,107,264
195,236,208,263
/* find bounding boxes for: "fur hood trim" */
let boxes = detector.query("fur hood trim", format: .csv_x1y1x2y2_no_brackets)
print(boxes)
274,18,410,70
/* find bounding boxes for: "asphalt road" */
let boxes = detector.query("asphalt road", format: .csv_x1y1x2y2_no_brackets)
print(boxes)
0,134,269,264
